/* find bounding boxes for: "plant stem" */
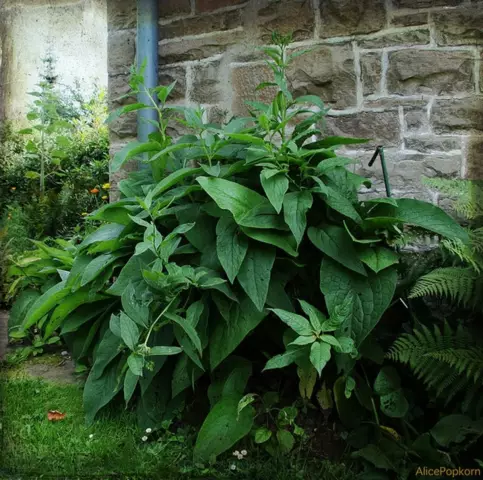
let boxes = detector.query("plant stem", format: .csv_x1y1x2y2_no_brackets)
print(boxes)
143,297,176,346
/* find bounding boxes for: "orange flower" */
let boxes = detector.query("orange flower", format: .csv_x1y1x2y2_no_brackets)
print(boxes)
90,188,100,194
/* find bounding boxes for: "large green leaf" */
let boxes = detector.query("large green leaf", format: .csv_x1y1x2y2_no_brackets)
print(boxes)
240,227,298,257
120,312,140,351
81,253,125,287
193,395,255,463
111,140,162,173
44,290,107,338
310,341,331,376
216,216,249,283
308,225,366,276
210,296,267,370
165,311,202,356
197,176,284,229
84,357,123,425
358,246,399,273
260,170,289,213
264,346,306,371
283,191,313,245
237,244,275,311
319,258,397,346
269,309,312,336
107,251,155,296
80,224,125,249
150,167,202,198
22,281,69,329
369,198,469,242
323,186,362,224
91,329,124,380
8,290,40,331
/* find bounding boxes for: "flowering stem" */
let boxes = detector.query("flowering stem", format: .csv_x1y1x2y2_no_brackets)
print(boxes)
143,297,176,346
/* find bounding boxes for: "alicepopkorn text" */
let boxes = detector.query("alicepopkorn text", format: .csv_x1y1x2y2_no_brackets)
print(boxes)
416,467,481,477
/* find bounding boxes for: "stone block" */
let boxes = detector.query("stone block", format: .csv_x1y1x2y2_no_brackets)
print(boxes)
159,65,187,101
387,50,474,96
108,29,136,76
287,44,357,109
466,136,483,180
159,0,192,17
325,111,401,148
390,12,428,27
404,108,429,134
433,7,483,46
360,52,382,96
159,9,243,40
191,60,224,104
110,112,137,139
107,0,136,31
405,136,461,152
319,0,386,38
357,29,429,49
256,0,315,42
431,97,483,134
108,74,134,107
196,0,245,13
231,63,277,115
159,30,246,63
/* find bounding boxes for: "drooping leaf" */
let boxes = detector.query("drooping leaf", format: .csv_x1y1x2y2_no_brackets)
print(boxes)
124,369,139,405
277,430,295,453
430,415,475,447
80,224,125,249
263,346,306,371
197,176,284,230
368,198,469,242
308,225,366,276
193,395,255,463
237,244,275,311
358,246,399,273
22,281,70,329
240,227,298,256
323,186,362,224
260,170,289,213
210,296,266,370
216,216,249,283
283,191,313,245
310,341,331,376
120,312,140,351
84,357,123,425
319,258,397,346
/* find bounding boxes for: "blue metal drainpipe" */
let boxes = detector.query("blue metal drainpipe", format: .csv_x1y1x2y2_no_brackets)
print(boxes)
137,0,159,169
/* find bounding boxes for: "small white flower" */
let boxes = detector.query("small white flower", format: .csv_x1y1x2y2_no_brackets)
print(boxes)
142,436,148,442
230,464,236,471
237,454,244,460
232,450,240,456
145,428,152,434
241,449,247,456
61,351,69,357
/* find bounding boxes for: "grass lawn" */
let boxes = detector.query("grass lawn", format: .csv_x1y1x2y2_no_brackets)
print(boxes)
0,356,353,480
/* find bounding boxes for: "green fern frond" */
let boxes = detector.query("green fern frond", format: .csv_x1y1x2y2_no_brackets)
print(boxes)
422,177,483,220
441,237,483,273
409,267,478,307
387,323,483,413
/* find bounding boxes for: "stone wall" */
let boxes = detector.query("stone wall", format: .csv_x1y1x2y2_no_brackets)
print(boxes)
0,0,108,124
108,0,483,200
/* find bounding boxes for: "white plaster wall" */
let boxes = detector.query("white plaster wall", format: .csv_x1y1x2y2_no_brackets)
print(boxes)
1,0,107,124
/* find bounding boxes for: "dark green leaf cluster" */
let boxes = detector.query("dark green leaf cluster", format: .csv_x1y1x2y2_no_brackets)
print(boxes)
8,37,468,463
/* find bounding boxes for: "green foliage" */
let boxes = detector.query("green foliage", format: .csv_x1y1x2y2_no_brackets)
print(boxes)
387,322,483,414
9,34,466,464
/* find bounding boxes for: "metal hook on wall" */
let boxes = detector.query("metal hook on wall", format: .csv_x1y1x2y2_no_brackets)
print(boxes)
369,145,392,198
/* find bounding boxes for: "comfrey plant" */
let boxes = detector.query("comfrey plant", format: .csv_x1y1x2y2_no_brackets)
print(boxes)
10,33,468,463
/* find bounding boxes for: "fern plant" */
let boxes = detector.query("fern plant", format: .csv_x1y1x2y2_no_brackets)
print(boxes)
410,179,483,309
387,322,483,415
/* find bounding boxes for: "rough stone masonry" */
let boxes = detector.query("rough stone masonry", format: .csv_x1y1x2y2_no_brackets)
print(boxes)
107,0,483,202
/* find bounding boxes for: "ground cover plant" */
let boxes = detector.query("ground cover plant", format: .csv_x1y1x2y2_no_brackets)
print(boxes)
6,34,481,478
